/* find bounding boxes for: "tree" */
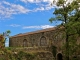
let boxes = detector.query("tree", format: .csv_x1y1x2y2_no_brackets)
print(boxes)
49,0,80,60
3,30,11,37
0,30,11,49
3,30,11,47
0,34,5,49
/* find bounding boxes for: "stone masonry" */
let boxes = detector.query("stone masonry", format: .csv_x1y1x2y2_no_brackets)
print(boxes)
9,27,80,60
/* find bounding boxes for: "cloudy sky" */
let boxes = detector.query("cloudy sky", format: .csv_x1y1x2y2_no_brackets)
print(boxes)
0,0,59,36
0,0,74,46
0,0,74,35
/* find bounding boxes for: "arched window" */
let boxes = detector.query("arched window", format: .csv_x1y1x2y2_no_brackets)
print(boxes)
23,39,27,47
57,53,63,60
40,36,47,46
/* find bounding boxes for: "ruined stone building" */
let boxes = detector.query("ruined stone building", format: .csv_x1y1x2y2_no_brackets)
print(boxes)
9,27,65,60
9,27,64,49
9,27,80,60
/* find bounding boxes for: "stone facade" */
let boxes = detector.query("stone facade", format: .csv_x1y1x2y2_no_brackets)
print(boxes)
9,27,80,60
9,27,65,60
9,27,64,49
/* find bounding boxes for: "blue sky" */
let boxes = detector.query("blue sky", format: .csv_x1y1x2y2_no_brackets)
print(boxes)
0,0,62,36
0,0,73,47
0,0,74,36
0,0,73,46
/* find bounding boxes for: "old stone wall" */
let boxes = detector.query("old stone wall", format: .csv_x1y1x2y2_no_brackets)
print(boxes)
9,28,64,49
9,28,66,60
8,27,80,60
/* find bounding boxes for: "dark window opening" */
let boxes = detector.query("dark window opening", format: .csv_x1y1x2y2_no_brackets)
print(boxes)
57,53,63,60
23,39,27,47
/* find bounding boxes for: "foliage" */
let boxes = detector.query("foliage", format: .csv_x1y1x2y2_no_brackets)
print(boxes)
49,0,80,60
0,34,5,50
51,46,57,58
3,30,11,37
0,49,36,60
17,51,36,60
0,31,36,60
3,30,11,47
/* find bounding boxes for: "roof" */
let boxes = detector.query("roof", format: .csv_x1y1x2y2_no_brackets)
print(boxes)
10,27,57,38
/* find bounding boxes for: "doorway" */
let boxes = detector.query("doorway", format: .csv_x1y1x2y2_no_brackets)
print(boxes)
23,39,27,47
57,53,63,60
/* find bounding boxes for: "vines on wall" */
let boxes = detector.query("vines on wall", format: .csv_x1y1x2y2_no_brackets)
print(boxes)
51,46,57,58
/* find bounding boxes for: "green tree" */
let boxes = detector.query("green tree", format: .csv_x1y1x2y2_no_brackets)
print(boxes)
3,30,11,47
49,0,80,60
0,34,5,49
3,30,11,37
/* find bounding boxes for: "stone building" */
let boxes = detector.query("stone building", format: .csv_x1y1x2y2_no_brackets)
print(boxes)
9,27,64,48
9,27,66,60
9,26,80,60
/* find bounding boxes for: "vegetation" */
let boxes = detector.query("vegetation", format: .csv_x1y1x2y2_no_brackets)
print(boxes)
0,0,80,60
3,30,11,46
0,34,5,50
0,33,36,60
0,49,36,60
50,0,80,60
51,46,57,59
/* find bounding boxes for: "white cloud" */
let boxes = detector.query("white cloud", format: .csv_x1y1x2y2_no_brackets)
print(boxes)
0,0,55,19
34,7,45,12
41,25,54,29
43,0,53,3
20,0,74,12
20,0,74,5
22,25,54,29
21,0,34,3
32,3,54,12
45,3,54,10
0,0,54,19
0,1,30,19
0,0,76,19
21,0,53,3
20,0,54,11
8,24,21,27
2,1,11,5
11,4,30,14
